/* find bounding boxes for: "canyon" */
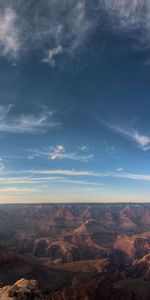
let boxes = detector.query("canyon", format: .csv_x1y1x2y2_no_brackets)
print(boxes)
1,204,150,299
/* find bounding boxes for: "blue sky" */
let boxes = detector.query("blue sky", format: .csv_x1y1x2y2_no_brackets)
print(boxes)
1,1,150,202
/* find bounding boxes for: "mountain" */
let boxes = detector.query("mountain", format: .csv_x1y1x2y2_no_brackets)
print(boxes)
1,203,150,298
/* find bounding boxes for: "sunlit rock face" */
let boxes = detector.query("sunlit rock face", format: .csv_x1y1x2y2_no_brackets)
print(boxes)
0,278,41,299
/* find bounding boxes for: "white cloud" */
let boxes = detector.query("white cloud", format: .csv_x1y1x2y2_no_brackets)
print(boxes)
28,145,93,162
1,1,150,63
0,3,65,62
0,187,37,194
49,144,65,160
49,151,93,162
4,167,150,185
24,169,98,177
0,157,5,172
0,1,98,64
1,1,150,64
104,122,150,150
86,188,104,191
0,105,59,134
105,145,116,155
27,154,40,160
20,168,150,182
79,145,88,151
55,145,65,152
0,104,12,120
112,171,150,182
117,167,123,172
40,1,97,64
0,7,20,60
28,155,34,160
0,162,5,171
67,0,96,53
42,45,63,66
0,176,60,184
54,179,103,186
133,131,150,147
100,1,150,38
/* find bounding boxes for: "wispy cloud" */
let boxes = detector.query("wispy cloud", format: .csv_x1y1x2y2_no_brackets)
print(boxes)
1,1,150,64
0,176,60,184
0,1,97,63
79,145,88,151
104,122,150,150
111,171,150,182
50,152,93,162
48,145,93,162
42,45,63,66
3,165,150,190
0,159,5,172
0,187,37,194
54,179,103,186
0,105,59,134
86,188,105,192
18,168,150,182
101,1,144,29
0,7,21,60
100,0,150,48
25,169,97,177
28,145,94,162
117,167,123,172
0,163,5,171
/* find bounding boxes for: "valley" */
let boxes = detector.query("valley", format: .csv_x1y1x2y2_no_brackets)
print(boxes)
1,203,150,299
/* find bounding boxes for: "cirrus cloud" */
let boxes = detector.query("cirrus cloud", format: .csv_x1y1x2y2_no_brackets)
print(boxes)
103,121,150,150
2,1,150,64
27,145,94,162
0,104,59,134
0,7,21,60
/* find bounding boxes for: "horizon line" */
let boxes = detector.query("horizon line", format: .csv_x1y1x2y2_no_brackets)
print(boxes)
1,201,150,205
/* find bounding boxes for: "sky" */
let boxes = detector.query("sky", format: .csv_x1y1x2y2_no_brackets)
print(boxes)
1,1,150,203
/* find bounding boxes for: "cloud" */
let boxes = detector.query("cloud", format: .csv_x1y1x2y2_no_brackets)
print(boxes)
0,7,20,60
1,1,150,63
79,145,88,151
0,187,37,194
0,163,5,171
24,169,98,177
117,167,123,172
0,158,5,172
104,122,150,150
49,146,93,162
4,166,150,186
86,188,104,191
101,0,143,28
20,168,150,182
112,171,150,182
133,132,150,148
28,145,94,162
42,45,63,66
54,179,103,186
105,145,116,155
100,1,150,41
27,154,40,160
0,105,59,134
48,144,65,160
55,145,65,152
0,1,97,63
0,176,60,184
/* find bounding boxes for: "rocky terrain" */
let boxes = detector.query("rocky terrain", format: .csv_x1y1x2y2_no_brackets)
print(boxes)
1,203,150,299
0,278,41,299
